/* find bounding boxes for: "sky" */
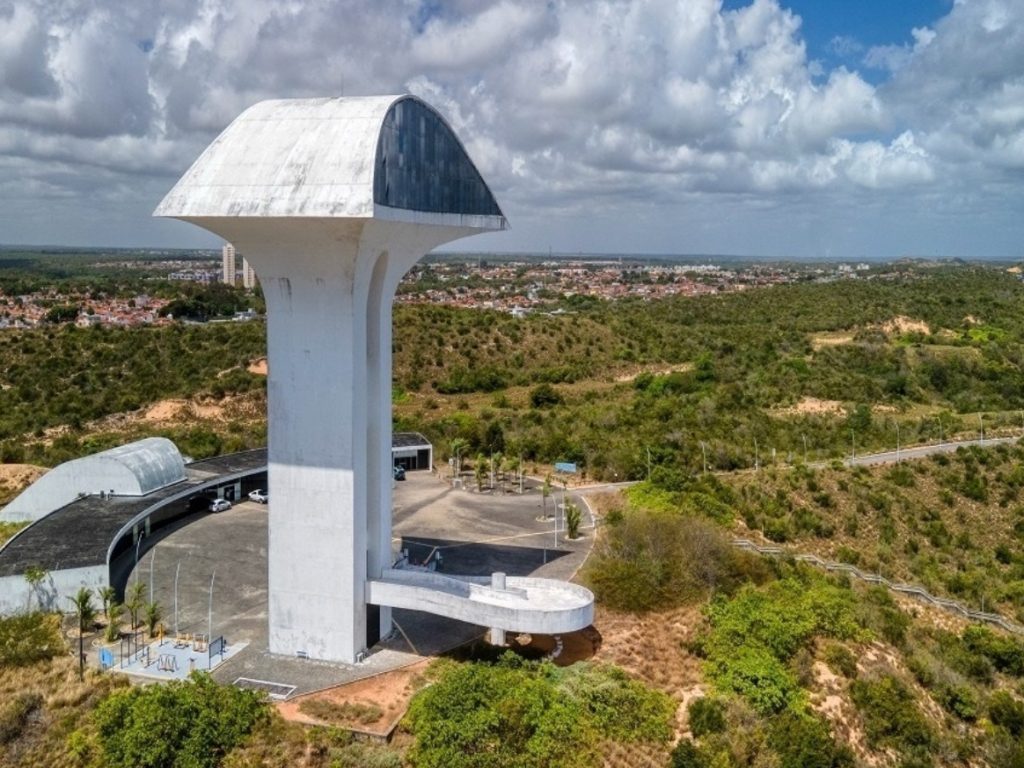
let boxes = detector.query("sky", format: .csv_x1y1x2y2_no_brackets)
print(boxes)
0,0,1021,259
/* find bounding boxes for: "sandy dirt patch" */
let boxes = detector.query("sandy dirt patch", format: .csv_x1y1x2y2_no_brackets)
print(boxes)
0,463,47,500
276,659,430,738
810,331,856,350
614,363,694,383
143,399,226,423
774,397,845,417
879,315,929,336
247,358,268,376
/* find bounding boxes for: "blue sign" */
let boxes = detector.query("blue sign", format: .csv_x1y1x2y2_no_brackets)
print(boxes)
98,648,114,669
554,462,577,474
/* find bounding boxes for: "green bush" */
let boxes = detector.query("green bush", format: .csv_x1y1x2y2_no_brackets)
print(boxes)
404,654,673,768
987,690,1024,737
700,576,860,715
670,740,708,768
849,676,933,756
767,710,854,768
962,625,1024,676
584,511,764,612
93,672,268,768
687,697,726,738
822,643,858,679
936,683,978,721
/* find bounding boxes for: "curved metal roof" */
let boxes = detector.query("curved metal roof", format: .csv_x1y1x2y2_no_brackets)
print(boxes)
94,437,186,495
154,95,507,231
0,437,186,524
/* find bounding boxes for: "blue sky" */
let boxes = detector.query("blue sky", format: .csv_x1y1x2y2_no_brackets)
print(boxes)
771,1,953,78
0,0,1020,259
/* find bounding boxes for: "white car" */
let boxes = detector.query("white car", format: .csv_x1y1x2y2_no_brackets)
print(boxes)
248,489,268,504
209,498,232,513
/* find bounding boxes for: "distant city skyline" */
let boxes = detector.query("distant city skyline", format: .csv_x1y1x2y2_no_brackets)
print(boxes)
0,0,1020,259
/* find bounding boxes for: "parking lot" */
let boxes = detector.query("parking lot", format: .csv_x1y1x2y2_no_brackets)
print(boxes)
129,471,593,692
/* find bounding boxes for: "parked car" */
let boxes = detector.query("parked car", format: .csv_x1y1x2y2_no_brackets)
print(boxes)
209,498,232,512
248,489,268,503
392,465,406,481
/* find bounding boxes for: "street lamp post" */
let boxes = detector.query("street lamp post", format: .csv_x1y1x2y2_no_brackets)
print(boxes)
207,569,216,643
700,441,708,473
148,546,157,604
173,561,181,637
134,534,144,586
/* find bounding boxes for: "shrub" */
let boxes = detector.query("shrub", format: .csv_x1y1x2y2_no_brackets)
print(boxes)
856,586,910,646
767,710,854,768
822,643,858,678
700,576,861,715
584,512,763,612
849,676,933,755
404,654,673,768
687,697,726,737
529,383,563,408
707,646,801,715
0,612,63,667
936,684,978,721
961,625,1024,676
988,690,1024,737
670,740,708,768
93,672,268,768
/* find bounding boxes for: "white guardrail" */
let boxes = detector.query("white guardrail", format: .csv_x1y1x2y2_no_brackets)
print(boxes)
732,538,1024,636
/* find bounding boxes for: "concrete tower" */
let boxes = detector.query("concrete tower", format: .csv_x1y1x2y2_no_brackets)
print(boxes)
241,257,256,289
221,243,236,285
156,96,508,661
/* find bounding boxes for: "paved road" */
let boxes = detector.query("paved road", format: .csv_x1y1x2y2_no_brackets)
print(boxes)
827,436,1019,468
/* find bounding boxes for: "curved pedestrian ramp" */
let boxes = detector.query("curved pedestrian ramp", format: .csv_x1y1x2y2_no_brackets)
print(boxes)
367,568,594,640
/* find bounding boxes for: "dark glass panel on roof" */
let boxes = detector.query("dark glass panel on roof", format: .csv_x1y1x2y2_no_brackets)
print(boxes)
374,98,503,217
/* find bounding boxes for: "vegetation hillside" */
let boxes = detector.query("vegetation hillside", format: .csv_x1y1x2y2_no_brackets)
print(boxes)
707,440,1024,624
583,489,1024,768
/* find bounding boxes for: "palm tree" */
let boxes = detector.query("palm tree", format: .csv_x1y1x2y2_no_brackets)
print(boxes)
125,581,146,632
68,587,96,680
144,601,163,640
474,454,486,492
98,585,116,622
542,475,552,519
565,503,582,540
104,602,123,643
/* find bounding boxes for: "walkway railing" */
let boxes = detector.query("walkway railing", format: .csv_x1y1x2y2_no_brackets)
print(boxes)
732,538,1024,636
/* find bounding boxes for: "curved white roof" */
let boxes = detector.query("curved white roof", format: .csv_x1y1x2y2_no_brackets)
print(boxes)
0,437,186,523
154,95,507,230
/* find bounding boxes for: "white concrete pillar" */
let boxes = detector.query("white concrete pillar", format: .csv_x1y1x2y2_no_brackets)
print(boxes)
206,220,472,663
490,572,507,646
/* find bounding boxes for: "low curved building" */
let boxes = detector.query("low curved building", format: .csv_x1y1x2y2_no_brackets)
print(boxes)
1,437,186,524
0,442,266,614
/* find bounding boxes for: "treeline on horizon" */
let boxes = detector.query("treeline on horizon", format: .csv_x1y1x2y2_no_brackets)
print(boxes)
3,265,1024,476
